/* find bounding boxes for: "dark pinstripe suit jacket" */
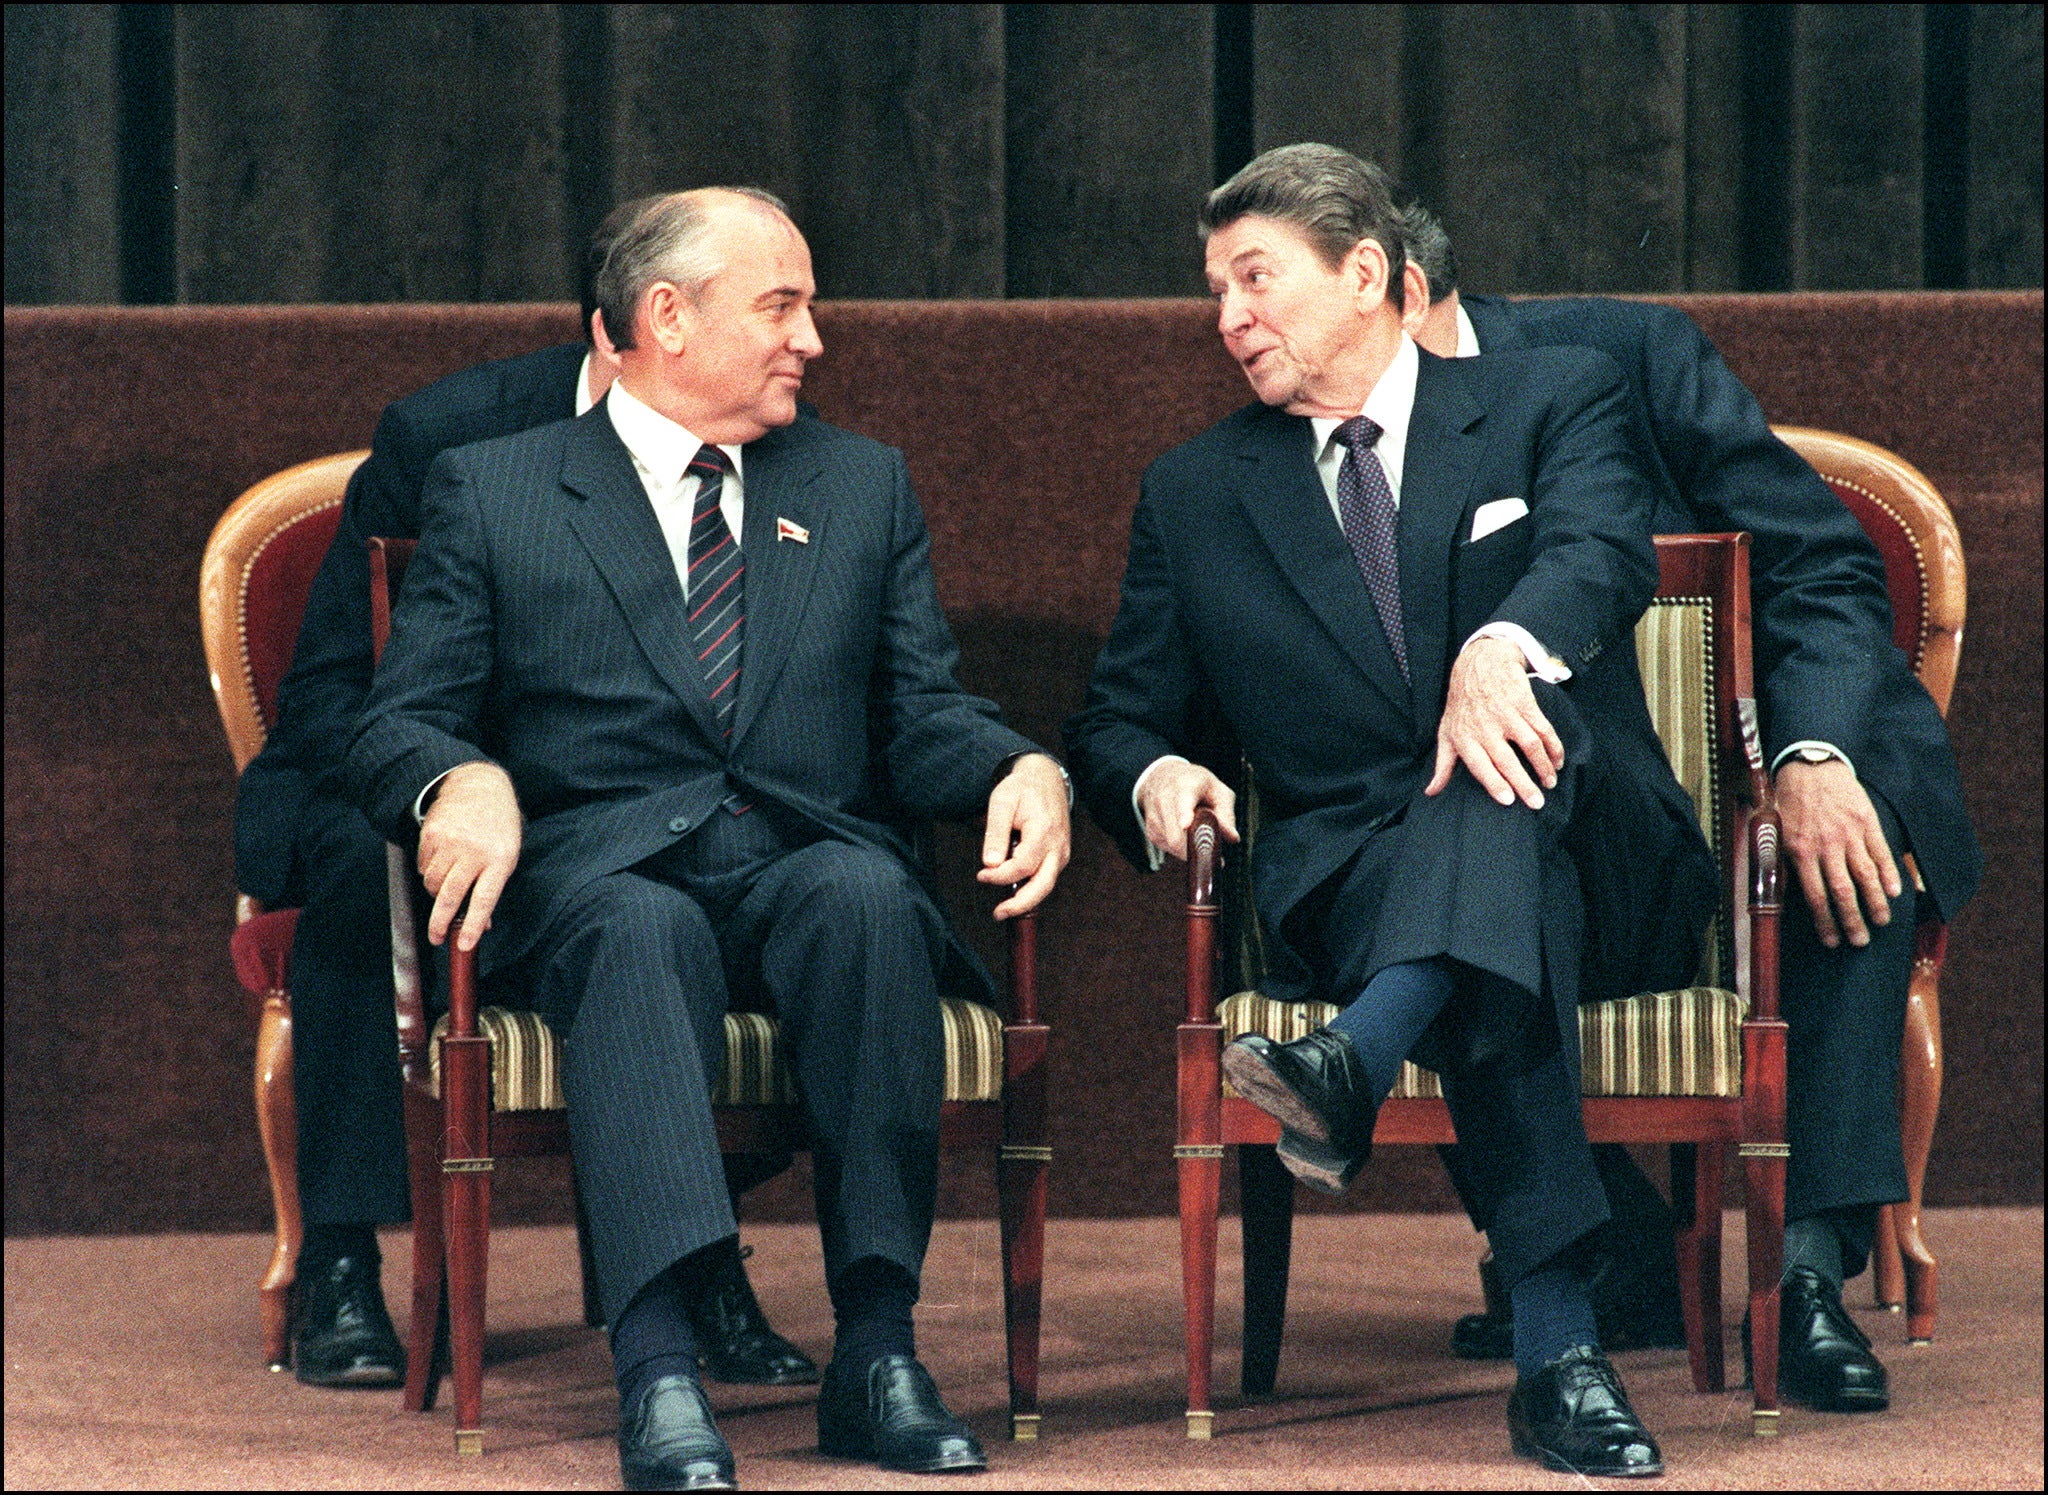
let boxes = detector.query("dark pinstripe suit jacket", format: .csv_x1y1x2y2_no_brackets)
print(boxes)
345,402,1036,984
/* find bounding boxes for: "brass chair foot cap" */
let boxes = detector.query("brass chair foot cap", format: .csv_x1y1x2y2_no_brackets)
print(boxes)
1011,1413,1041,1440
1908,1336,1933,1346
1185,1410,1214,1440
455,1430,483,1457
1751,1409,1780,1437
267,1361,287,1373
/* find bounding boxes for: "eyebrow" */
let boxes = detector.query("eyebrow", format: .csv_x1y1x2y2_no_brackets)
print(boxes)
755,285,806,305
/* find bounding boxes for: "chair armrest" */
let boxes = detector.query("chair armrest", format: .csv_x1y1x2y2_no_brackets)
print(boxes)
1187,808,1223,1025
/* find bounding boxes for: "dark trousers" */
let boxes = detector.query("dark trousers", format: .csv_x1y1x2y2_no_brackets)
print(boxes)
1293,685,1614,1288
522,805,950,1325
282,793,411,1227
1442,787,1917,1278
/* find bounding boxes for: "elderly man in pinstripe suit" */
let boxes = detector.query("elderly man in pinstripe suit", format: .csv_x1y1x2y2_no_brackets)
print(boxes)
348,188,1069,1489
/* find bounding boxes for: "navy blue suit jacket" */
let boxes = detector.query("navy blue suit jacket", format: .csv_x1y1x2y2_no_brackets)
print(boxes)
1067,345,1704,1003
234,342,587,904
1463,294,1979,918
345,403,1036,983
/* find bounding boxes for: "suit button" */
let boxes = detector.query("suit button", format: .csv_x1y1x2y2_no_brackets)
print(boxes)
668,816,690,834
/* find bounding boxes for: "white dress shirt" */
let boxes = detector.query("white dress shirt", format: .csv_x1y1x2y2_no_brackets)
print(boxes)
604,377,746,600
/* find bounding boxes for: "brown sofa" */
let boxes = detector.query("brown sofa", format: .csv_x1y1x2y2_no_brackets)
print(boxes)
4,293,2040,1234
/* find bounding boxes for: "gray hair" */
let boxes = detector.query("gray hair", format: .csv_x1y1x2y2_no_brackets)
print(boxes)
1401,201,1460,302
1200,143,1406,311
592,186,792,351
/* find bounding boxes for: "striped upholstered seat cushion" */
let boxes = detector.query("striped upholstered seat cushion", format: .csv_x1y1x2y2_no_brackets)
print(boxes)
1215,592,1746,1102
429,997,1006,1112
1216,986,1748,1100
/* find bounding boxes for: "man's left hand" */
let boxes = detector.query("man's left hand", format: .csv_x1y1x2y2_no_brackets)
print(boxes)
977,753,1072,920
1426,636,1564,808
1776,758,1903,949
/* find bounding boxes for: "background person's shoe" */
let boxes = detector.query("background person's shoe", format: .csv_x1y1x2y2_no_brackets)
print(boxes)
1507,1345,1663,1478
1747,1266,1890,1412
1222,1030,1375,1160
292,1254,405,1387
690,1245,819,1385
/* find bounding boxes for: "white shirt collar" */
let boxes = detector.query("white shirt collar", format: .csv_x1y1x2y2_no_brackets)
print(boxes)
1455,302,1480,358
603,376,744,489
574,350,598,416
1308,332,1421,495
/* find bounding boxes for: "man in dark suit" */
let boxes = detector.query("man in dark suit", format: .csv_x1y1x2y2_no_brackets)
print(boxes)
348,187,1070,1487
1065,144,1714,1478
1400,202,1980,1413
234,200,815,1390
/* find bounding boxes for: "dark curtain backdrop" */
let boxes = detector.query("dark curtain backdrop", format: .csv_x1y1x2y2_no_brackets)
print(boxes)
6,3,2043,306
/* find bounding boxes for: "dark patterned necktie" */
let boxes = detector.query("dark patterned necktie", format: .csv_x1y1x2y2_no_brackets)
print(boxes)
1333,415,1408,680
685,445,744,736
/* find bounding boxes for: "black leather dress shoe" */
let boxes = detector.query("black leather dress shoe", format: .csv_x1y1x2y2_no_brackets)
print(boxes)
817,1354,987,1474
1508,1345,1663,1478
1223,1030,1375,1171
1752,1267,1889,1412
690,1246,819,1386
619,1373,737,1491
292,1255,405,1388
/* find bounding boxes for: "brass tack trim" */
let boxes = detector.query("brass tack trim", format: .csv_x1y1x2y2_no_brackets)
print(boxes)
442,1156,496,1173
1000,1144,1053,1163
1737,1142,1791,1159
1173,1144,1224,1160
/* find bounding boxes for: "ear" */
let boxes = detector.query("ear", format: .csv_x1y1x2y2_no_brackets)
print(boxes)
1400,261,1432,335
1350,237,1394,311
642,283,690,357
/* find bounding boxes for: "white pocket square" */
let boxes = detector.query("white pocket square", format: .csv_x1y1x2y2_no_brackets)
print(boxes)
1469,497,1528,541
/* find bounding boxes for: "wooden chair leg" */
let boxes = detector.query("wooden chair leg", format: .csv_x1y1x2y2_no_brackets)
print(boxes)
254,991,301,1373
1894,941,1943,1342
572,1177,604,1330
1872,1203,1906,1311
1238,1143,1294,1397
1177,1023,1223,1440
441,1033,493,1457
402,1087,447,1414
997,1143,1048,1440
1670,1142,1726,1393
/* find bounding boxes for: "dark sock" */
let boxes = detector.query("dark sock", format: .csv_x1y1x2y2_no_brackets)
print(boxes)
612,1247,721,1412
299,1222,379,1273
829,1257,917,1378
1325,957,1457,1103
1783,1215,1845,1289
1510,1257,1602,1380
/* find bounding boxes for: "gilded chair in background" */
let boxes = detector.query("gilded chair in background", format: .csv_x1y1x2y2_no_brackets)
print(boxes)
1774,426,1966,1343
198,450,368,1370
1175,532,1794,1438
368,536,1053,1457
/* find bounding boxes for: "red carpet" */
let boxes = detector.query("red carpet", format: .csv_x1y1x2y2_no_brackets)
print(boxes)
4,1209,2040,1489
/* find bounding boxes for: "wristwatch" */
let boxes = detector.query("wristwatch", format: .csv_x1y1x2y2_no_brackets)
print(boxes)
1793,746,1842,765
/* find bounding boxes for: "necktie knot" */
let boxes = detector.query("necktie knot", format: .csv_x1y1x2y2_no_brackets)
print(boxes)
1333,415,1383,453
687,445,730,482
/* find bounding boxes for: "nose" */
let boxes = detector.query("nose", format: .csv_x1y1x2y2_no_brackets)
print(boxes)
790,306,824,360
1216,287,1252,339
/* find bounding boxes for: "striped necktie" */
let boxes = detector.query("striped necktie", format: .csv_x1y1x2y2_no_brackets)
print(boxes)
685,445,744,736
1333,415,1408,680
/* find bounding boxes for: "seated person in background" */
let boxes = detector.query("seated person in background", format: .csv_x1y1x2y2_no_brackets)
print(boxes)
348,187,1070,1488
233,197,813,1390
1401,200,1981,1412
1065,143,1716,1478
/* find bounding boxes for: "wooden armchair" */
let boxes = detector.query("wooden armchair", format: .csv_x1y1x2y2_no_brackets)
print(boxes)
1774,426,1965,1343
367,536,1052,1457
1175,533,1793,1438
198,450,368,1370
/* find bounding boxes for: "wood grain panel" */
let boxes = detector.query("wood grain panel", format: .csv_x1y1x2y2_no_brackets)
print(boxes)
175,6,568,303
1004,4,1215,296
1788,4,1925,289
1404,5,1688,295
1249,6,1405,174
4,5,122,304
1969,3,2044,287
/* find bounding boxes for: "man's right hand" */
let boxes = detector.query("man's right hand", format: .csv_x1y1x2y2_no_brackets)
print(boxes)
1136,760,1240,862
418,761,522,951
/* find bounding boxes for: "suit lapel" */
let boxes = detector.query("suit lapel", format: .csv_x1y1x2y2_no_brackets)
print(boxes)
1233,411,1411,711
559,410,728,747
1398,352,1487,736
728,425,826,749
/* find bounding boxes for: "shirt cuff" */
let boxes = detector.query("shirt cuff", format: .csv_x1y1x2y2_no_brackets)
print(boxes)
1466,622,1572,683
413,768,456,823
1771,740,1857,778
1131,754,1189,872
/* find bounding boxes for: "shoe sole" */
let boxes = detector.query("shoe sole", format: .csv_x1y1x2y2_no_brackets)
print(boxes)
817,1426,987,1473
295,1363,404,1388
1511,1430,1663,1478
1276,1131,1363,1194
1221,1043,1333,1142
